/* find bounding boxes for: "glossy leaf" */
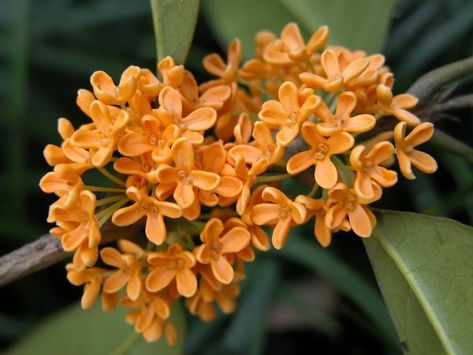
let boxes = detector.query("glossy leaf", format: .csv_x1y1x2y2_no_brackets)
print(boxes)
278,0,395,53
279,234,399,348
150,0,200,64
6,301,185,355
203,0,395,58
364,210,473,354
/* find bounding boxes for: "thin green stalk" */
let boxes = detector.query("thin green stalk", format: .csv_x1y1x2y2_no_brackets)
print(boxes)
84,185,126,193
308,182,319,198
108,331,141,355
255,173,291,183
96,198,130,226
97,167,126,187
95,195,126,207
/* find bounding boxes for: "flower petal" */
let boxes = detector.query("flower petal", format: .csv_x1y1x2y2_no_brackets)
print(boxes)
272,217,292,249
251,204,281,225
104,270,129,293
315,158,338,189
286,150,316,175
409,150,437,174
220,227,250,254
348,205,373,237
211,255,234,284
182,107,217,131
191,170,221,191
176,268,198,297
112,203,145,226
145,213,166,245
146,267,176,292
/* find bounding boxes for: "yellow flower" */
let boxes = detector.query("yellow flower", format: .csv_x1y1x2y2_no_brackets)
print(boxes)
299,49,370,92
152,137,221,208
72,101,129,167
66,262,105,309
350,142,398,199
195,218,250,284
286,121,354,189
90,65,141,105
112,187,182,245
258,81,320,146
394,121,437,179
204,39,242,82
295,195,332,247
262,23,329,65
251,187,306,249
313,91,375,135
326,183,380,238
376,84,420,125
100,241,144,301
146,244,197,297
157,87,217,144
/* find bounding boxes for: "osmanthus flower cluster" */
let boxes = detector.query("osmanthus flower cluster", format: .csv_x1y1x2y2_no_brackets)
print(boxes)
39,22,437,344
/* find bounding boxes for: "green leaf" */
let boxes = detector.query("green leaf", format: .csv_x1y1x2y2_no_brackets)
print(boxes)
277,0,395,53
222,258,280,354
203,0,395,58
6,301,185,355
150,0,200,65
364,210,473,355
279,234,399,348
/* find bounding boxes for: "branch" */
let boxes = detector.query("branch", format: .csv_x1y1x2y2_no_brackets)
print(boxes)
0,221,144,288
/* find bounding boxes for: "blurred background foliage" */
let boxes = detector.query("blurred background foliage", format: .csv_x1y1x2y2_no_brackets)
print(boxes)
0,0,472,354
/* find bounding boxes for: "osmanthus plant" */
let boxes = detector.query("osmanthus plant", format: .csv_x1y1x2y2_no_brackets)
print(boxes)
38,19,440,345
3,1,473,354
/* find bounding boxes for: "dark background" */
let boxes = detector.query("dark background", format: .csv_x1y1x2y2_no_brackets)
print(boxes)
1,0,472,353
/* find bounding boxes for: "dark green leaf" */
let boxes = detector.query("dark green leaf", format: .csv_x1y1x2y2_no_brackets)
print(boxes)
203,0,395,59
150,0,200,65
279,235,399,348
6,301,185,355
364,210,473,354
277,0,395,53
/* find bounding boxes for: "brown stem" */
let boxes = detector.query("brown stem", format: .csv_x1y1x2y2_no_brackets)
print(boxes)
0,221,144,288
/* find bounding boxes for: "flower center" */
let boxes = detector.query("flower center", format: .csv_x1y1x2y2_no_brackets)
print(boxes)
345,195,357,211
315,144,328,160
210,242,221,259
149,134,157,146
177,169,193,184
278,204,291,219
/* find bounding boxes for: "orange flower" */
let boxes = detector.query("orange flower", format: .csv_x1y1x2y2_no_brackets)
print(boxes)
118,115,180,163
72,101,129,167
203,39,242,82
299,49,369,92
313,91,375,135
194,218,250,284
251,187,306,249
40,163,86,209
100,241,144,301
157,57,185,88
286,121,354,189
258,81,320,146
66,262,105,309
199,142,243,205
240,185,271,251
157,87,217,144
51,190,101,266
394,121,437,179
263,23,329,65
112,187,182,245
350,142,398,199
325,183,380,238
295,195,332,247
90,65,141,105
229,121,284,167
376,84,420,125
121,291,175,344
146,244,197,297
152,137,221,208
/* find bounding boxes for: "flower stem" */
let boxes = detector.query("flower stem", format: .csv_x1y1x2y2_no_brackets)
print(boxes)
255,173,291,183
84,185,126,193
97,167,126,187
96,198,130,227
95,195,126,207
308,182,319,198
